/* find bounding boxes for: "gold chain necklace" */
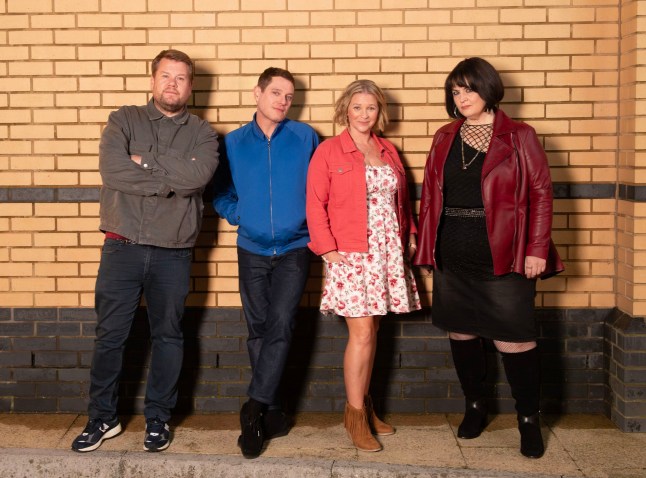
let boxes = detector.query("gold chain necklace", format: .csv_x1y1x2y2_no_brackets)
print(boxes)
461,140,481,170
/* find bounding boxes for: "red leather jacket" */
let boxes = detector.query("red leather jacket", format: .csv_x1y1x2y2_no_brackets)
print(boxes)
415,109,564,278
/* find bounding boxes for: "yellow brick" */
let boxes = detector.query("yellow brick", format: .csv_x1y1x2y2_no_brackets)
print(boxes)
0,77,30,91
335,58,379,73
0,293,33,306
57,218,100,232
285,59,332,75
382,58,426,73
546,103,593,118
574,23,617,39
80,140,99,155
147,0,193,11
335,27,380,42
55,0,99,12
102,0,145,12
34,203,79,217
543,293,589,308
217,12,262,27
54,61,100,76
595,71,619,86
57,248,99,262
123,14,167,28
0,46,29,61
0,172,32,186
524,56,570,71
597,38,618,54
8,0,52,12
0,110,30,124
500,7,547,23
11,248,56,262
477,25,523,40
56,93,101,107
35,293,79,307
500,41,547,55
57,277,95,291
171,13,216,27
148,29,193,44
13,278,56,292
33,141,78,155
101,93,147,107
0,279,8,291
55,126,100,141
10,125,54,139
78,46,123,60
102,30,146,45
241,28,286,43
288,27,333,42
31,46,76,60
11,218,55,231
358,10,403,25
79,172,101,185
311,11,356,26
404,42,450,57
10,156,55,170
9,61,54,77
0,15,29,28
80,203,100,216
80,232,104,246
186,293,216,307
0,260,34,276
34,233,78,247
32,77,77,92
0,203,33,217
287,0,332,9
31,14,75,28
80,263,99,277
218,44,262,60
55,29,100,45
102,61,148,76
217,293,242,307
241,0,285,9
525,24,571,39
34,109,78,124
1,141,32,155
217,262,239,277
265,44,309,59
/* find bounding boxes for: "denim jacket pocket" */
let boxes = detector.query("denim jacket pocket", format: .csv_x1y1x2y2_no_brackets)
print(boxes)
328,162,354,205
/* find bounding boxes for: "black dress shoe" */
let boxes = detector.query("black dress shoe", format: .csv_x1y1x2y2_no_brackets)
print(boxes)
457,398,488,439
518,413,545,458
263,409,292,439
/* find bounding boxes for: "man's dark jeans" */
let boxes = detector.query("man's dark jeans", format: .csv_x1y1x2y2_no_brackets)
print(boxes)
237,246,311,406
88,239,192,422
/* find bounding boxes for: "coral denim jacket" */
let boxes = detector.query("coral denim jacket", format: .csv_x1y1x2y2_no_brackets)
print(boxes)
414,109,564,278
306,129,416,256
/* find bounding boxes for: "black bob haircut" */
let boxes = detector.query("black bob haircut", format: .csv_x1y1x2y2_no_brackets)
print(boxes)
444,57,504,119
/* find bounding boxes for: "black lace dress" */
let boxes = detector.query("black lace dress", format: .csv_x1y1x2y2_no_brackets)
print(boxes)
431,133,537,342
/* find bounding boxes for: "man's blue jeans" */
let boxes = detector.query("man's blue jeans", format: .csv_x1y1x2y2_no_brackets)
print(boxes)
237,246,311,406
88,239,192,422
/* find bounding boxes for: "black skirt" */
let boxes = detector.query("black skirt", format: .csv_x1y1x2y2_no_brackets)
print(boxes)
431,266,537,342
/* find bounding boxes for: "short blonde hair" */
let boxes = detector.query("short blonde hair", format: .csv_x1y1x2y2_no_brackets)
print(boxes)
333,79,389,132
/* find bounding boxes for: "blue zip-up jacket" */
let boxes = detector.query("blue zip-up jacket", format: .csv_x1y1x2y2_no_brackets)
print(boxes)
212,115,319,256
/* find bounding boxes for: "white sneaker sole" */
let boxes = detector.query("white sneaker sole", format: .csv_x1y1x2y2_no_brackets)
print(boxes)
73,423,122,453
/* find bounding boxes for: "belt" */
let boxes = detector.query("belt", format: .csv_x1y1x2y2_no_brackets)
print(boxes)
443,207,485,218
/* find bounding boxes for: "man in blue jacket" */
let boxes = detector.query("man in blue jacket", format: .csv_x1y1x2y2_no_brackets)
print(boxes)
213,67,319,459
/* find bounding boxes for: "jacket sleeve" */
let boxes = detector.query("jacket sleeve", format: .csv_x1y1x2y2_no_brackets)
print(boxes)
306,143,338,256
211,141,240,226
518,125,553,259
142,121,220,197
99,109,173,197
414,135,440,266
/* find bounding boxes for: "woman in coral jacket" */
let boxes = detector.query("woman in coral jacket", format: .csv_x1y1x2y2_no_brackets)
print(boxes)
307,80,420,452
415,58,563,459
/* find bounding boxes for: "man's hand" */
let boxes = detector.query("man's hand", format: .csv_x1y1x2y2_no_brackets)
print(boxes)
130,154,142,165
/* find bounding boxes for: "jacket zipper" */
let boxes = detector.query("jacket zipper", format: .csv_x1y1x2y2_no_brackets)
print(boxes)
511,131,520,272
268,138,276,255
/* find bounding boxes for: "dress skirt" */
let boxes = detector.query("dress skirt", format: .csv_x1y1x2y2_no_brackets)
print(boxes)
320,165,421,318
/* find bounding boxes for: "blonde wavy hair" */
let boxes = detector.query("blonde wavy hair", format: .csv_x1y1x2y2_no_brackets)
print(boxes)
333,79,389,133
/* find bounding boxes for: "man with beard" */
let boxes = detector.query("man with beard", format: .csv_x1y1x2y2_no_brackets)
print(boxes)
71,49,219,453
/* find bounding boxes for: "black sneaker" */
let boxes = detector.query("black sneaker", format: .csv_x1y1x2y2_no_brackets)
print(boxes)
143,417,170,452
71,417,122,452
238,399,264,459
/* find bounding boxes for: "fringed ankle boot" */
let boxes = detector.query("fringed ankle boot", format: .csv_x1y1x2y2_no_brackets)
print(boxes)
344,402,382,452
364,395,395,436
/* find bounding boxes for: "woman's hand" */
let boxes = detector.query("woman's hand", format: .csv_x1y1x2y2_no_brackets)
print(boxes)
407,234,417,259
322,250,351,265
524,256,546,279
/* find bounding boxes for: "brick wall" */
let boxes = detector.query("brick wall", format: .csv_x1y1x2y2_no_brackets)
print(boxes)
0,1,644,430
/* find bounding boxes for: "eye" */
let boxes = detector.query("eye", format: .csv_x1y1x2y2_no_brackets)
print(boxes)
465,87,472,93
286,95,293,102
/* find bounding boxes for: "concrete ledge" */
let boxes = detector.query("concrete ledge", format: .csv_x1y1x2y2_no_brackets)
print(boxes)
0,448,572,478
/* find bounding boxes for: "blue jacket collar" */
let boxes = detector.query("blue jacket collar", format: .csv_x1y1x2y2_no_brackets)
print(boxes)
251,113,289,140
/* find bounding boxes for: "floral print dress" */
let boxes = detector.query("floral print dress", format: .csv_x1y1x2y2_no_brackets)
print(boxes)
320,165,421,317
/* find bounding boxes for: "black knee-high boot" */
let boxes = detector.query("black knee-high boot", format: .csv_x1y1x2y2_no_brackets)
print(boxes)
450,338,488,439
501,347,544,458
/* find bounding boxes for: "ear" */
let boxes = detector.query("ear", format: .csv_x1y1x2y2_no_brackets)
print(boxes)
253,85,261,102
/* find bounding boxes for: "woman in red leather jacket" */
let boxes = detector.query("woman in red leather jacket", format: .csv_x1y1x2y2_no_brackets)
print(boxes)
307,80,420,452
415,58,563,459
